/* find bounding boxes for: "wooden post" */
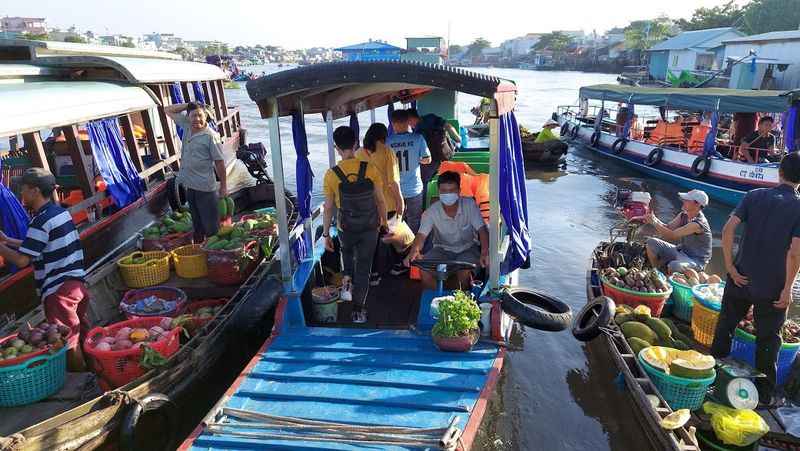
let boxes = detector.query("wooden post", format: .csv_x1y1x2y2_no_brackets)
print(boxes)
119,114,144,172
63,125,95,198
216,80,233,136
22,132,50,172
488,105,501,289
154,84,180,171
201,81,212,109
208,80,223,122
140,109,164,178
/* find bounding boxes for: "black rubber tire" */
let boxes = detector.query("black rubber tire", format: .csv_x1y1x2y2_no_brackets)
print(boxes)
589,131,601,147
560,122,570,137
572,296,616,342
120,393,178,451
644,147,664,167
500,288,572,332
612,138,628,155
570,124,581,139
691,156,711,177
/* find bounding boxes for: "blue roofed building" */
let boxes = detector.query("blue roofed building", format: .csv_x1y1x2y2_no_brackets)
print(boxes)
334,40,404,62
647,27,745,80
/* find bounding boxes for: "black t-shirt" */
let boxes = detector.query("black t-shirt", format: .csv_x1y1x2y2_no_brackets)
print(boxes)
744,131,775,152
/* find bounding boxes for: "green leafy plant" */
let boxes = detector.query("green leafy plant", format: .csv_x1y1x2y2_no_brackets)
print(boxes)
432,291,481,338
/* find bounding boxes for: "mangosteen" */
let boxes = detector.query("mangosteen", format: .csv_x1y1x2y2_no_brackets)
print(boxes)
57,325,71,336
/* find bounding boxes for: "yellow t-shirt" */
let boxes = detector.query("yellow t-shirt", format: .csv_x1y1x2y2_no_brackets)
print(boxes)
534,127,558,143
323,158,385,209
356,142,399,213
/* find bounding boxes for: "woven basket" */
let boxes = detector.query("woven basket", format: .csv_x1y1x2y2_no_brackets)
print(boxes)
117,251,171,288
172,244,207,279
600,273,672,317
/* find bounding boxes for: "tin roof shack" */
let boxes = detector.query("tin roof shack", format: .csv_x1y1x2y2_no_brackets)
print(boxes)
723,30,800,90
647,27,744,80
402,37,445,65
334,40,403,62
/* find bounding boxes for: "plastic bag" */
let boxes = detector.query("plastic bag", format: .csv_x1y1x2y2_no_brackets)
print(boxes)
702,401,769,447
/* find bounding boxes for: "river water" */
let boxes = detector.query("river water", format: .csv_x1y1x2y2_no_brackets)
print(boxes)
225,67,735,450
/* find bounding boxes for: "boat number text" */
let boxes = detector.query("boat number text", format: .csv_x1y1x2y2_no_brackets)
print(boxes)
739,167,764,181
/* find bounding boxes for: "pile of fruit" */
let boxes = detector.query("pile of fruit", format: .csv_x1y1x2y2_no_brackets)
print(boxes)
694,283,725,306
238,213,276,234
143,209,193,239
738,307,800,343
617,305,690,352
205,213,276,251
218,196,235,222
165,304,223,336
88,318,179,352
641,346,716,379
602,266,670,294
670,268,722,287
0,322,71,360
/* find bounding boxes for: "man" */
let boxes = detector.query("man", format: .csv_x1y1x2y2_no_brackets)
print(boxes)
0,169,88,370
740,116,779,163
644,189,712,274
385,109,431,234
165,102,228,242
381,217,416,273
404,171,489,290
323,126,388,323
711,153,800,404
534,119,561,143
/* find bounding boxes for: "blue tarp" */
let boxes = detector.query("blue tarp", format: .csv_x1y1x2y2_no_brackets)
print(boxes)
292,111,313,261
785,105,798,152
169,83,185,139
349,113,360,147
387,103,395,136
704,112,721,157
498,111,531,273
622,104,635,138
192,82,207,104
86,118,144,208
0,160,29,272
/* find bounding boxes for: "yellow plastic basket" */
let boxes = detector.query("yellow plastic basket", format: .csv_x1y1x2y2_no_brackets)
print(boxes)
691,300,720,347
116,251,171,288
172,244,208,279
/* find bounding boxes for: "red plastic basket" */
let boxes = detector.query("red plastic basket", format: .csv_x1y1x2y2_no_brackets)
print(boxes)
119,287,187,320
141,232,193,252
600,275,672,317
0,333,50,368
84,317,181,389
237,214,278,238
205,241,261,285
185,298,228,329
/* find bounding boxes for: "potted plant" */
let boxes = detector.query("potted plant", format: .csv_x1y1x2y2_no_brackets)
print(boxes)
431,290,481,352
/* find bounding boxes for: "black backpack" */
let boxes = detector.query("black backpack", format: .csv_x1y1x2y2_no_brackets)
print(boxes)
419,114,455,162
332,161,379,232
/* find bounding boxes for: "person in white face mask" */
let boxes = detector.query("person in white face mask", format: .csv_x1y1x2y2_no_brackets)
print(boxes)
403,171,489,290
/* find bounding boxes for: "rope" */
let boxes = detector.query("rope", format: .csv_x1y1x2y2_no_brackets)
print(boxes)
0,433,25,451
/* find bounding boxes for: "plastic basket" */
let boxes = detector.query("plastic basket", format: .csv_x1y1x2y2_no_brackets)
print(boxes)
120,286,187,319
172,244,208,279
638,350,715,411
0,345,67,407
204,241,261,286
730,328,800,386
600,274,672,317
692,283,725,311
691,300,720,347
141,232,193,252
84,317,181,389
117,251,171,288
185,298,228,329
669,276,695,322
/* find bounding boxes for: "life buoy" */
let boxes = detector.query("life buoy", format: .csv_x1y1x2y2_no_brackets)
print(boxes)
589,131,601,147
612,138,628,155
572,296,616,342
120,393,178,451
691,156,712,177
500,288,572,332
560,122,570,137
570,125,580,139
645,147,664,167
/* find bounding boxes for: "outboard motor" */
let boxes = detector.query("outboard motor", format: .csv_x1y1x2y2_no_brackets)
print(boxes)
236,143,270,183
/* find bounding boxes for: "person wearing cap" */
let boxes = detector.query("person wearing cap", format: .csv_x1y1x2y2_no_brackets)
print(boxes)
534,119,561,143
711,153,800,404
0,168,88,370
643,189,713,274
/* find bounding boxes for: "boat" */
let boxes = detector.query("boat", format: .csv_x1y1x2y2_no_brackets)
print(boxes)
555,84,800,205
0,39,289,450
521,135,568,167
179,61,573,450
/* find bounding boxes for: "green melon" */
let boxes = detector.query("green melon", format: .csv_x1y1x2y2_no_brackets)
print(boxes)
628,337,650,355
620,321,658,345
645,317,672,341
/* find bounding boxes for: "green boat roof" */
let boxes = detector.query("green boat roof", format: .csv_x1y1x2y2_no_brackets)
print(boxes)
579,84,799,113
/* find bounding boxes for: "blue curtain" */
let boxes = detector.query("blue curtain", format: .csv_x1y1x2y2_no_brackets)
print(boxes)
349,112,360,147
192,82,207,104
594,100,605,132
86,118,144,208
785,104,798,152
498,111,531,274
387,103,395,136
292,111,313,262
703,112,720,157
169,83,185,139
0,160,29,272
622,103,635,138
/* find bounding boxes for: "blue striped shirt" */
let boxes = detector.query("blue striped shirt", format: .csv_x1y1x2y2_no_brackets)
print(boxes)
19,202,86,298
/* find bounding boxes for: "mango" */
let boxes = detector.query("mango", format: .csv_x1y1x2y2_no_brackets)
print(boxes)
621,321,658,345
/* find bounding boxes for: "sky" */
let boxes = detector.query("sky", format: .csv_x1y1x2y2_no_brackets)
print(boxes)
3,0,739,49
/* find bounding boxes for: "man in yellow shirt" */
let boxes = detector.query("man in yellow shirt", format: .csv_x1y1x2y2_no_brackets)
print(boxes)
323,126,387,323
534,119,560,143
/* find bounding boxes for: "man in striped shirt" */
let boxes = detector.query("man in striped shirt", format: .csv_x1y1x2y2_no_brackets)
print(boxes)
0,168,88,370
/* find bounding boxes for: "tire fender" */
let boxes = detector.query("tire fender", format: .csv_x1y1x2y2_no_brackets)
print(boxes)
120,393,178,451
571,125,581,139
691,156,711,177
500,288,573,332
589,131,601,147
560,122,570,137
645,147,664,167
572,296,616,342
612,138,628,155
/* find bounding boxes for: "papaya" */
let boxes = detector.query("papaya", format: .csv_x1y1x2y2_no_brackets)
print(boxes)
645,317,672,341
225,197,235,217
628,337,650,355
621,321,658,345
615,313,634,325
218,199,228,218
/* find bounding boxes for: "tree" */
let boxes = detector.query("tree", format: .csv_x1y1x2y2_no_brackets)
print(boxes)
174,47,194,61
19,32,48,41
624,18,674,51
448,44,464,56
677,1,743,31
741,0,800,35
120,41,136,48
533,31,573,52
63,35,86,44
466,38,491,57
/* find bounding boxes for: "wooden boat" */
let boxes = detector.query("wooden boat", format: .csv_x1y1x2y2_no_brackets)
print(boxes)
0,39,287,450
521,137,568,167
179,61,572,450
556,84,800,205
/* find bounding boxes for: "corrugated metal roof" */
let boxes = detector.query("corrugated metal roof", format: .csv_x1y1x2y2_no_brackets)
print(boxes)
32,55,227,83
723,30,800,44
334,41,405,52
0,81,155,137
0,38,181,60
648,27,742,52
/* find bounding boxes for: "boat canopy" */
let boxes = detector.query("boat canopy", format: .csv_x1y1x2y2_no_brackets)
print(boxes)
0,63,61,80
32,55,227,83
0,39,180,61
579,83,799,113
246,61,517,119
0,81,155,137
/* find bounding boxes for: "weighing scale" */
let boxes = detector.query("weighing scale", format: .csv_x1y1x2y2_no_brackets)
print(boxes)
710,359,764,410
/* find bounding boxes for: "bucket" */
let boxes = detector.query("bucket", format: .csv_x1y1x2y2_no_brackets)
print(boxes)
312,286,339,323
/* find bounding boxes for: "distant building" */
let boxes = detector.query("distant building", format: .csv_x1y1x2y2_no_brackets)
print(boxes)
1,16,46,36
402,37,445,64
334,40,404,62
723,30,800,90
501,34,542,58
99,34,135,47
647,27,744,80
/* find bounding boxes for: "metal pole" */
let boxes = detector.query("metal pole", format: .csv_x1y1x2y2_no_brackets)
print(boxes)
488,103,501,288
297,100,314,262
325,111,336,168
269,98,292,282
370,109,376,124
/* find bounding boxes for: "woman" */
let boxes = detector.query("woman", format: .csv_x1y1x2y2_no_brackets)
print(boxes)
165,102,228,242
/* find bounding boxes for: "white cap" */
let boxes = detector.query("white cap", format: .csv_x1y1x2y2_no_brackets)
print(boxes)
543,119,559,128
678,189,709,207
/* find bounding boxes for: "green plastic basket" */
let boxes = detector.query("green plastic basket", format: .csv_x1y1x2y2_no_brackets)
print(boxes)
669,276,695,322
638,350,715,411
0,346,67,407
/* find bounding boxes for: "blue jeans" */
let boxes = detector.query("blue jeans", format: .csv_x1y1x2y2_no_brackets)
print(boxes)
404,193,424,235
